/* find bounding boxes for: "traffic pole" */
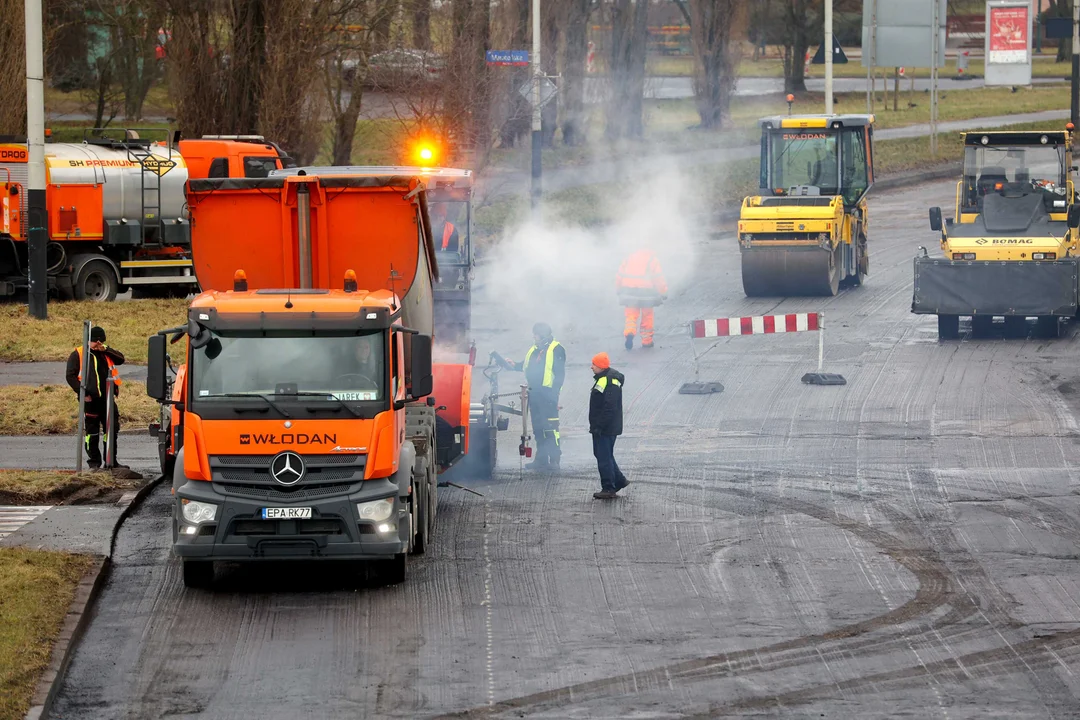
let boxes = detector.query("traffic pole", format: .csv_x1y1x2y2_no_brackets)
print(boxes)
824,0,833,114
25,0,47,319
530,0,542,211
1073,0,1079,127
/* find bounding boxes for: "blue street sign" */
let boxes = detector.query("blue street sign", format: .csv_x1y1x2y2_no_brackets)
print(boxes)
486,50,529,67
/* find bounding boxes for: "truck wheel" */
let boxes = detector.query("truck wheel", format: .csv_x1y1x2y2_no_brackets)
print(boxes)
379,554,407,586
937,314,959,340
412,457,429,555
73,260,118,302
182,560,214,589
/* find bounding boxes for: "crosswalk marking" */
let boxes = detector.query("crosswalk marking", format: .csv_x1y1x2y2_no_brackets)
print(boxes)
0,506,51,540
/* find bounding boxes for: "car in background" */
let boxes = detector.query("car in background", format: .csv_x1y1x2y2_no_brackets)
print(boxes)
361,49,445,90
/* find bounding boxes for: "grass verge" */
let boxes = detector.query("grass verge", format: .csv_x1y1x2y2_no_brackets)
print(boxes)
0,382,159,437
0,299,188,364
0,469,136,505
0,548,95,720
648,54,1076,79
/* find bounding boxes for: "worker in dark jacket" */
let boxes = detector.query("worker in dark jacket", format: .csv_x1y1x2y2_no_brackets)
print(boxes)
589,352,628,499
65,327,140,478
506,322,566,470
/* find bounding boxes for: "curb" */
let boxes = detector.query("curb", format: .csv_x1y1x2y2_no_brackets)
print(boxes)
23,472,166,720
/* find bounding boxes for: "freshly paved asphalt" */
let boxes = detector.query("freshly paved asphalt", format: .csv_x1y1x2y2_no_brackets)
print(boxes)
45,177,1080,718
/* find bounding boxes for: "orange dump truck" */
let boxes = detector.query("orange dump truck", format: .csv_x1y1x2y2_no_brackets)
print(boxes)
146,169,473,587
0,130,289,300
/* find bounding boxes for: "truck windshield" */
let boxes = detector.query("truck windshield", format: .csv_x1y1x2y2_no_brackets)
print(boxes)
430,199,469,264
962,144,1067,212
191,331,386,404
768,131,840,195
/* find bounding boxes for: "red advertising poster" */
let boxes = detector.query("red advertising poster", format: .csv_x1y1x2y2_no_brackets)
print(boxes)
988,5,1029,64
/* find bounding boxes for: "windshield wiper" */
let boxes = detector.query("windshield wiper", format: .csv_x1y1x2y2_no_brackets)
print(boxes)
203,392,292,418
285,390,365,418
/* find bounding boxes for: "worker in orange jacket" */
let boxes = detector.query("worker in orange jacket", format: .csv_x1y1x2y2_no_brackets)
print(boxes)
616,248,668,350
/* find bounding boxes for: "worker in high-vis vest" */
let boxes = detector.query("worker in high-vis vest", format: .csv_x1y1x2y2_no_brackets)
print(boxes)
505,322,566,470
431,204,460,253
616,248,668,350
64,327,141,478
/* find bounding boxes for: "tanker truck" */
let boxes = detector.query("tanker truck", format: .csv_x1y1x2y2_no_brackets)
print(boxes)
145,168,475,587
0,129,290,301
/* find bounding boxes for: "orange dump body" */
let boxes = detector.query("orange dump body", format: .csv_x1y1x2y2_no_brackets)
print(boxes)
171,171,468,474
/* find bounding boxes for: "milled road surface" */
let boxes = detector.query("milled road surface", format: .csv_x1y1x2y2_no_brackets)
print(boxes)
51,178,1080,718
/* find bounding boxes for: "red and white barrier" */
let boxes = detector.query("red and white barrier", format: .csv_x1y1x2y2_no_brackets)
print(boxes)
691,312,819,338
684,312,842,386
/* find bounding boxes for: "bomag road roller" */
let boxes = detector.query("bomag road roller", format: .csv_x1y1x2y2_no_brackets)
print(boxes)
738,114,875,296
913,128,1080,340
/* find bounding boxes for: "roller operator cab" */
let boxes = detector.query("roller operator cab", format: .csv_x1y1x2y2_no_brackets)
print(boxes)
913,129,1080,340
147,171,474,588
0,129,289,301
739,114,875,297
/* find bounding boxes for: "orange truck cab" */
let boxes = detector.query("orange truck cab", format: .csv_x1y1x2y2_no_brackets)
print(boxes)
146,170,468,588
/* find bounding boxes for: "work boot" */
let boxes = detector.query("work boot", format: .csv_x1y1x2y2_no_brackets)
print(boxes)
616,477,630,491
641,342,654,349
624,334,634,350
593,490,617,500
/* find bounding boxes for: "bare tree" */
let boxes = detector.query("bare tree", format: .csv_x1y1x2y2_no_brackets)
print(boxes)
539,0,559,146
410,0,431,51
166,0,230,135
93,0,167,120
605,0,648,140
561,0,594,146
780,0,817,93
322,2,399,165
497,0,530,148
441,0,493,162
0,0,26,135
689,0,746,128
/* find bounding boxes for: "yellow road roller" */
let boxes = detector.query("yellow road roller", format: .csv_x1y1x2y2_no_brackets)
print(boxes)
913,128,1080,340
738,114,875,296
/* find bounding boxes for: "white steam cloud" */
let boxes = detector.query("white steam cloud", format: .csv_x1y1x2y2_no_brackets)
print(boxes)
478,161,705,352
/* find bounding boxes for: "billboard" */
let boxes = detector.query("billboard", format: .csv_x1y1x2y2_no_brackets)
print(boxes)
861,0,947,69
984,0,1032,86
987,5,1028,64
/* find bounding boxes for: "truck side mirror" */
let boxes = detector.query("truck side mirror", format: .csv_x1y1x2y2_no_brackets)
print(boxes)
187,319,211,349
147,334,168,401
1069,205,1080,229
409,334,434,398
929,207,943,232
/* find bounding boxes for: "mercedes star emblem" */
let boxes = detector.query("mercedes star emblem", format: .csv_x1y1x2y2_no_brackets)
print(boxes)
270,451,306,486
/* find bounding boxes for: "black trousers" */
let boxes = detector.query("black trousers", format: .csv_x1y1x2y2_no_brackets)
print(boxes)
83,399,120,468
529,388,561,465
592,434,627,492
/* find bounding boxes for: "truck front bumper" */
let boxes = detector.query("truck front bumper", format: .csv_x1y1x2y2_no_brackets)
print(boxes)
912,257,1079,317
172,478,409,561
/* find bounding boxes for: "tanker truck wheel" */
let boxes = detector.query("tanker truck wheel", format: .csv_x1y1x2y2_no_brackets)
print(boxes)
73,260,118,302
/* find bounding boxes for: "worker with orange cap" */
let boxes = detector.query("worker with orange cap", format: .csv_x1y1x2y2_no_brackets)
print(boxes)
589,352,627,499
616,247,668,350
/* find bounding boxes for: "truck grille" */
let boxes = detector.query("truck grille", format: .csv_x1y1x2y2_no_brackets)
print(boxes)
208,454,365,487
212,481,358,501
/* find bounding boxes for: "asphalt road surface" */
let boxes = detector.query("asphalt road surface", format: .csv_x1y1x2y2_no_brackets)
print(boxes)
51,178,1080,718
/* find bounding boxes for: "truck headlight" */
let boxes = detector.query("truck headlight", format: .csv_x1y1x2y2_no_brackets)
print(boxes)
180,498,218,524
357,498,394,522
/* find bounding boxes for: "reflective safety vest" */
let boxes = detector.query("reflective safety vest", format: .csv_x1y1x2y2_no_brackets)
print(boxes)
616,250,668,307
523,340,562,389
75,346,121,395
441,221,456,250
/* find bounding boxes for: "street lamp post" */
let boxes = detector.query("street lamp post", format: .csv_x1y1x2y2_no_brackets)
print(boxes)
825,0,833,114
25,0,47,319
530,0,542,210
